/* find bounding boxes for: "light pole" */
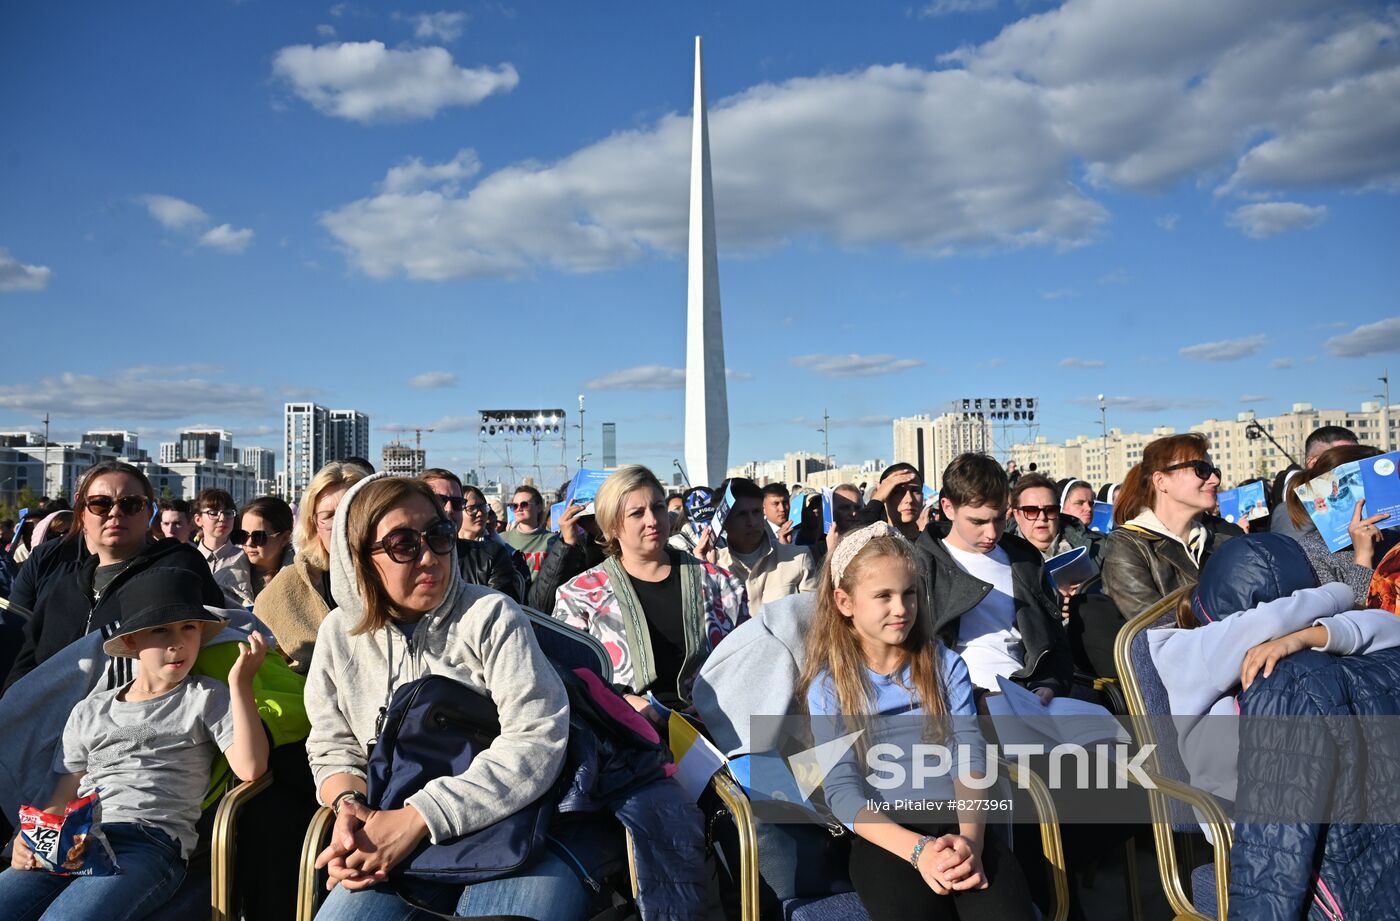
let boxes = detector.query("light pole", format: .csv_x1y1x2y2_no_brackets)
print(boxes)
42,413,50,499
1097,394,1107,485
1381,370,1391,452
575,394,588,469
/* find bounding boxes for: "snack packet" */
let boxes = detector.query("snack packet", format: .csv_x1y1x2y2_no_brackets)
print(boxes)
18,792,120,876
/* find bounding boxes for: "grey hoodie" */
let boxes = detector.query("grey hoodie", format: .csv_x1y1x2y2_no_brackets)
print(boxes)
303,473,569,845
1145,582,1400,803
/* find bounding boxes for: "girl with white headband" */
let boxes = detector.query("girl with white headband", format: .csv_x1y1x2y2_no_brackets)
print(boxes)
797,523,1034,920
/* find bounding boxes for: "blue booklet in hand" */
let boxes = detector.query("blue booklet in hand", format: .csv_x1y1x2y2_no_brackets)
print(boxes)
549,501,566,532
1294,461,1365,552
564,468,611,516
1089,501,1114,534
789,494,805,527
1045,546,1099,592
1219,481,1268,525
1359,452,1400,529
708,482,736,550
821,488,835,533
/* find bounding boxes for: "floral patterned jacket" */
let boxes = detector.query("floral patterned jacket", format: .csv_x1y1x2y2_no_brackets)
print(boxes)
553,550,749,703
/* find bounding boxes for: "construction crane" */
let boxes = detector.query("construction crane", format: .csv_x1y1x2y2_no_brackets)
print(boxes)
413,427,434,451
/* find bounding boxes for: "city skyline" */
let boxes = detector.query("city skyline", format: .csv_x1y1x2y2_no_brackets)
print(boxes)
2,1,1397,478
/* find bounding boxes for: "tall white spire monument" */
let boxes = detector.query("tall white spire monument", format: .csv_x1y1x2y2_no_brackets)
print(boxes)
684,35,730,489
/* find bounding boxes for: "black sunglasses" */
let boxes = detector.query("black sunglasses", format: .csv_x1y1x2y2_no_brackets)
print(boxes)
85,495,150,517
1164,460,1222,481
231,528,286,548
372,519,457,564
1015,505,1060,520
439,495,470,513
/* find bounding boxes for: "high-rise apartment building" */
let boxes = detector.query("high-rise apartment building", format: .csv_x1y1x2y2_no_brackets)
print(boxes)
179,429,234,465
892,415,935,482
602,423,617,468
284,403,328,502
159,442,180,464
82,431,140,457
328,410,370,463
240,446,277,496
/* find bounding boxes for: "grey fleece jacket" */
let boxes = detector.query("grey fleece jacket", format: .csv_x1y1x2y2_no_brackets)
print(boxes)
1145,582,1400,803
303,472,570,845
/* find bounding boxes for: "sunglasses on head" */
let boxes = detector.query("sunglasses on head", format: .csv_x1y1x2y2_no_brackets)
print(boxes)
85,495,150,517
231,528,286,548
1165,460,1222,481
1015,505,1060,520
372,519,457,564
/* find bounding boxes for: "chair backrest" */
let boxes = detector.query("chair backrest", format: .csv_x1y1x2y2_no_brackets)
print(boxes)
1114,588,1213,830
523,606,612,683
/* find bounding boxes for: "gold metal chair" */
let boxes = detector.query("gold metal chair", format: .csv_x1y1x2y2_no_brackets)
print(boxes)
1001,755,1071,921
209,772,275,921
1113,588,1232,921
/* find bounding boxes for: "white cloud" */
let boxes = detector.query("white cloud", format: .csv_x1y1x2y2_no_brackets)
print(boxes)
410,371,458,388
1072,394,1219,413
1179,334,1268,362
920,0,997,17
198,224,255,253
1325,317,1400,358
786,415,894,429
1041,289,1075,300
0,367,269,419
791,353,925,378
322,65,1108,279
1270,357,1296,369
1240,393,1271,403
944,1,1400,193
321,1,1400,280
271,41,518,123
407,11,468,42
317,23,337,38
382,148,481,193
1059,357,1105,368
586,365,685,391
1156,213,1179,231
1227,202,1328,239
1097,268,1130,285
141,194,209,230
0,248,52,292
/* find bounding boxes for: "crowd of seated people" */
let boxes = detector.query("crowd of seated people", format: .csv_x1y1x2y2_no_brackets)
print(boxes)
1,422,1398,920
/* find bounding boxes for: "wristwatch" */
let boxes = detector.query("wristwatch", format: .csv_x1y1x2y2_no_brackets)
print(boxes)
910,834,935,870
331,790,367,816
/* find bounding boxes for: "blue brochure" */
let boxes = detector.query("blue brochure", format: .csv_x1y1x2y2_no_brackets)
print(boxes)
789,494,805,527
922,484,938,507
549,501,566,532
1045,546,1099,592
1217,488,1242,525
1089,501,1114,534
709,483,736,549
1359,451,1400,532
821,488,835,533
1294,461,1365,553
564,468,611,515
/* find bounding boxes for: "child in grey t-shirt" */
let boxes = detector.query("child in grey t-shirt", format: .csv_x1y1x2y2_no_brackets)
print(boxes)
0,568,268,921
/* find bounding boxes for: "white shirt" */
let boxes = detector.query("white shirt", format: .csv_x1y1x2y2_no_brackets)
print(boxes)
943,542,1026,691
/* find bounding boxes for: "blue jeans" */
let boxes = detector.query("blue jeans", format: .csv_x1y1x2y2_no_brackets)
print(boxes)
0,823,186,921
316,848,591,921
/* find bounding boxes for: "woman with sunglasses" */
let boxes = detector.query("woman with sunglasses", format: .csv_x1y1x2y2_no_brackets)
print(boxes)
306,474,580,921
1008,474,1071,561
1102,433,1243,620
1283,443,1397,606
553,465,748,711
215,496,294,609
4,462,223,691
252,463,366,674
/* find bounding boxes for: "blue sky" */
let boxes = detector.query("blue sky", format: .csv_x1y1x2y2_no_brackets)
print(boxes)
2,0,1398,487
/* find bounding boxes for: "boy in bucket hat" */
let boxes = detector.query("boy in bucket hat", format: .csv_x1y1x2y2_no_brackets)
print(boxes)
0,568,267,921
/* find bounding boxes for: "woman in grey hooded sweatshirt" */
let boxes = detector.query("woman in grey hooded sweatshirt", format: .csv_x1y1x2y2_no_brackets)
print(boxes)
305,474,580,921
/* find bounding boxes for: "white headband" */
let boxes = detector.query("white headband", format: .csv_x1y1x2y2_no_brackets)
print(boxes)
830,521,902,588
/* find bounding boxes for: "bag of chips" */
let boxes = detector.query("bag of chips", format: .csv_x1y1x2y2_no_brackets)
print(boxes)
18,791,120,876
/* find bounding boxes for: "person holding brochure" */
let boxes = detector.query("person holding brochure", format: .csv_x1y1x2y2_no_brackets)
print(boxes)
761,483,795,544
1285,444,1397,606
553,465,748,710
1102,433,1242,620
800,523,1035,921
1008,474,1072,561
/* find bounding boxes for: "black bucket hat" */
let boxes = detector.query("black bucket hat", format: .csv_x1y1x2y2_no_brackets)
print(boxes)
102,567,228,658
